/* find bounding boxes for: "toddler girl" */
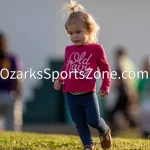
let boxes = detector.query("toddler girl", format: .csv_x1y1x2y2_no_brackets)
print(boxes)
54,1,112,149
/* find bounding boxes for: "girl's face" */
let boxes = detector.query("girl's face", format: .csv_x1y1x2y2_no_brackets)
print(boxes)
67,23,90,46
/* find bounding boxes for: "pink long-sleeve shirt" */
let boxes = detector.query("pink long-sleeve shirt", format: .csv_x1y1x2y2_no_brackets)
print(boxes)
56,44,111,94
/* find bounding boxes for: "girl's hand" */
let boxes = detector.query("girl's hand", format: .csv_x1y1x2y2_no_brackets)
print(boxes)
98,90,108,97
54,80,62,90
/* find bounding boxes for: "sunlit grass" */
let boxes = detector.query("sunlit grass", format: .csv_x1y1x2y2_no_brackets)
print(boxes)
0,131,149,150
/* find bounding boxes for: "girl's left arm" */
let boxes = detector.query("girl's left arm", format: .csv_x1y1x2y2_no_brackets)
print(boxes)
96,44,111,94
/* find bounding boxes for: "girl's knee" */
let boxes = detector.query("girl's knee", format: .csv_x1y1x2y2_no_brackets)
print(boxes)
87,117,105,128
87,120,99,128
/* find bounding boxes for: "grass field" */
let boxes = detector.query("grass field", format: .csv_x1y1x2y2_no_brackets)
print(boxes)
0,131,149,150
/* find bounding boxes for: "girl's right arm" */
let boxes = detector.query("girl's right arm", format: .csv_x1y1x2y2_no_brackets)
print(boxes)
54,47,68,88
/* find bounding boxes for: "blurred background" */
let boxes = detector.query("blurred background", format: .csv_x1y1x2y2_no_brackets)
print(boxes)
0,0,149,139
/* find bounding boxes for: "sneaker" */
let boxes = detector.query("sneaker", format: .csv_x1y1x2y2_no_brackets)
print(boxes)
83,145,96,150
99,127,112,149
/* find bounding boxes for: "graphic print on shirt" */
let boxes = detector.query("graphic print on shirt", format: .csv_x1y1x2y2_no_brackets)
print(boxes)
66,52,93,78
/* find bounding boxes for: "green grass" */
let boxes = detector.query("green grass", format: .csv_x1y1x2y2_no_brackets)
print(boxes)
0,131,149,150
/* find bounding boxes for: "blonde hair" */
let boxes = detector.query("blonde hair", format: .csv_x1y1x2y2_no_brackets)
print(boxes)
61,0,100,43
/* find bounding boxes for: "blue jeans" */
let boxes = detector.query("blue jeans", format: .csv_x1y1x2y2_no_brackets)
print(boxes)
66,92,108,146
